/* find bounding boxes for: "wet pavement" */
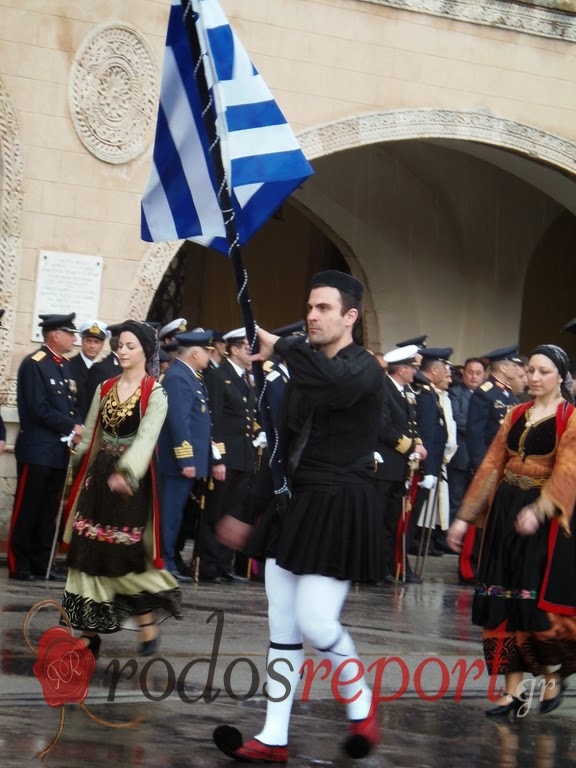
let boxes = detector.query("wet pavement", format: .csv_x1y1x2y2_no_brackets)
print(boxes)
1,554,575,767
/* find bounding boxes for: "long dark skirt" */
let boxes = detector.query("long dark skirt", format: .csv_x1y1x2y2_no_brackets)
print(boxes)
473,481,576,676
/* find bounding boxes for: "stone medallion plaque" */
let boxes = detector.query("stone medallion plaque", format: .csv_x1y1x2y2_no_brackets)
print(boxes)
70,22,158,164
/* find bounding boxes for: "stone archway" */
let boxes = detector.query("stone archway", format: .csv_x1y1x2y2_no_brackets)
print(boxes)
0,77,24,405
128,108,576,321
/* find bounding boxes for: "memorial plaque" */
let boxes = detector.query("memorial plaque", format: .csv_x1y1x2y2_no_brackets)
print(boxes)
32,251,103,342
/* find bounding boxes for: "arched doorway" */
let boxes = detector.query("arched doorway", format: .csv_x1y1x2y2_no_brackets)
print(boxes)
129,109,576,358
147,203,351,334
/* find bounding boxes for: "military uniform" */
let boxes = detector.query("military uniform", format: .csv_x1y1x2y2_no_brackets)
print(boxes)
460,347,522,582
68,320,108,420
376,369,422,579
8,318,81,579
158,337,213,576
203,352,257,580
466,375,520,472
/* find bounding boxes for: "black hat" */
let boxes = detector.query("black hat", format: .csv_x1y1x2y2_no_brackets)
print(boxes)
483,345,520,363
161,340,178,352
38,313,77,333
562,317,576,335
212,331,225,343
107,323,123,338
159,348,172,364
175,330,214,348
396,334,428,349
310,270,363,301
272,321,306,338
420,346,453,364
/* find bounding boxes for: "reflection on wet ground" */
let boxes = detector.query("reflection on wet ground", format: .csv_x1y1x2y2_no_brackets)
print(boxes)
1,558,574,767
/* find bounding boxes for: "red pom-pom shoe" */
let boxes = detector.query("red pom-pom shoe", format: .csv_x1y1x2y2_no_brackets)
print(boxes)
343,708,381,759
213,726,289,763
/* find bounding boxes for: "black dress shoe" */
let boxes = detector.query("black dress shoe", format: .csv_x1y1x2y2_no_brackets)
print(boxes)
540,679,567,714
221,571,248,583
404,571,423,584
9,571,36,582
44,569,68,582
170,570,193,583
486,694,524,718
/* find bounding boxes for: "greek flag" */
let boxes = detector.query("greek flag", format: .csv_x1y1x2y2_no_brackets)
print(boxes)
141,0,314,254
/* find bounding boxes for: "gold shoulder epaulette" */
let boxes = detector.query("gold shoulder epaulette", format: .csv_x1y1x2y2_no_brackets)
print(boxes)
480,381,493,392
262,361,274,373
32,350,46,362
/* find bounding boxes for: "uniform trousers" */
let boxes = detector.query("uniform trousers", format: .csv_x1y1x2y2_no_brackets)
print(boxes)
8,462,66,576
201,469,252,578
160,474,195,573
376,479,404,578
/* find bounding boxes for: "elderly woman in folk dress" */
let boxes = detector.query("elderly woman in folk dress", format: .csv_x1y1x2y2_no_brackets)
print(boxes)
448,345,576,717
62,320,181,657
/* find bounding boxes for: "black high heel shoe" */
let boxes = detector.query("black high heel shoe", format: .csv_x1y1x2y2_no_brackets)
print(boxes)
540,678,567,714
80,634,101,659
138,621,159,657
485,693,524,718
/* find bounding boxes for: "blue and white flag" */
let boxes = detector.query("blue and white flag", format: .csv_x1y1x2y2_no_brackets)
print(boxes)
141,0,314,254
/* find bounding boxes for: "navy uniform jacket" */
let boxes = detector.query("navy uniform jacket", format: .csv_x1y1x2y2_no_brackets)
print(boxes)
415,382,448,477
15,345,80,469
158,359,212,478
68,353,91,421
206,358,257,473
376,374,421,483
466,374,520,471
263,361,289,425
85,352,121,410
448,383,474,471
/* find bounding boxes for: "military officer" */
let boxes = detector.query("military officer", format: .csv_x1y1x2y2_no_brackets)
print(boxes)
8,313,82,581
159,317,187,344
85,322,123,404
376,344,427,583
466,346,525,472
207,331,227,370
459,345,524,582
202,327,258,581
158,330,214,581
68,320,108,420
409,347,453,567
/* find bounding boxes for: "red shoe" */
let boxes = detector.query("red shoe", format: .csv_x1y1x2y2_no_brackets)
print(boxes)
213,726,289,763
343,708,381,759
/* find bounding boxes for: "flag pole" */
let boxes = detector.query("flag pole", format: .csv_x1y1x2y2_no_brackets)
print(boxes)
179,1,289,500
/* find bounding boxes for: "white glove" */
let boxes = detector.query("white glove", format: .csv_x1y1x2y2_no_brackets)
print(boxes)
418,474,437,490
211,443,222,461
60,430,76,448
374,451,384,464
253,432,268,449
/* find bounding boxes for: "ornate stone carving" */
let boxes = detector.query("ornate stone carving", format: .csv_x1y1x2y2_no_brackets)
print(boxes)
130,109,576,319
361,0,576,42
297,110,576,176
69,22,158,164
0,76,24,406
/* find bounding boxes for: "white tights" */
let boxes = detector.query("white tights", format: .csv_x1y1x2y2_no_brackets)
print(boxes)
256,559,372,746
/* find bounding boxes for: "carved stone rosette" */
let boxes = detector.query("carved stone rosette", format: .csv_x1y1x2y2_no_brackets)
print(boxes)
0,76,24,406
69,22,158,164
361,0,576,42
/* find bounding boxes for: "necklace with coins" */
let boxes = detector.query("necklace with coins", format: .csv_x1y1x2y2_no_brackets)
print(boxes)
102,382,141,431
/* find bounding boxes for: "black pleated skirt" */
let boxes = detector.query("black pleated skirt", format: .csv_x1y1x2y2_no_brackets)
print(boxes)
472,480,551,632
247,462,384,583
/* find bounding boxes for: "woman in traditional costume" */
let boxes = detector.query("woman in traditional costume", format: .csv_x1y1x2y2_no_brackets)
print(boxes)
449,344,576,716
62,320,181,657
